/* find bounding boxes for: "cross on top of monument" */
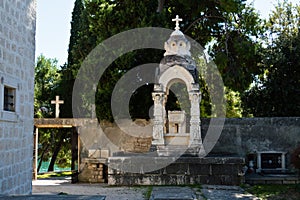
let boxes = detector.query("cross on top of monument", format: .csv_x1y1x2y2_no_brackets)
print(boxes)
51,95,64,118
172,15,182,31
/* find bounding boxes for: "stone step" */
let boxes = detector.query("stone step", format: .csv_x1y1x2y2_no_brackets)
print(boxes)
156,145,201,157
150,187,197,200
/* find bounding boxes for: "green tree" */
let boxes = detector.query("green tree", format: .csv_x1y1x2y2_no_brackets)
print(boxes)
34,55,60,117
242,1,300,117
209,5,262,92
34,55,72,172
68,0,85,68
83,0,166,120
67,0,261,119
47,129,72,172
59,0,97,117
225,88,242,118
37,129,72,172
266,0,299,39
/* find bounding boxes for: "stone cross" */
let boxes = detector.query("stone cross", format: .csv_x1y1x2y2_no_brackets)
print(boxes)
51,95,64,118
172,15,182,30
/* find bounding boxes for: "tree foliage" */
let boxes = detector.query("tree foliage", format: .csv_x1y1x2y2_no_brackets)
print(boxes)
37,129,72,172
34,55,72,172
60,0,261,120
242,1,300,117
34,54,60,117
266,0,300,40
60,0,299,119
59,0,97,117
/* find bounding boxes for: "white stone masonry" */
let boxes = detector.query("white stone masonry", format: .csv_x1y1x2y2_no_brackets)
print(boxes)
0,0,36,195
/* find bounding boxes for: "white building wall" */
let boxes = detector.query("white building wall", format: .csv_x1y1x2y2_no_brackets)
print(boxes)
0,0,36,194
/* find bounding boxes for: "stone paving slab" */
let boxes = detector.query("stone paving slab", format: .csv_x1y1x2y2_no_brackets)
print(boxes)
150,186,198,200
0,195,106,200
201,185,259,200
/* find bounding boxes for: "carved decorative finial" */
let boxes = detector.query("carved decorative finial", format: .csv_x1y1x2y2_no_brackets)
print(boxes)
172,15,182,30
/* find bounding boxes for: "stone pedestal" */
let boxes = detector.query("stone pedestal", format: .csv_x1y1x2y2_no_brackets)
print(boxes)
108,156,245,186
168,111,186,134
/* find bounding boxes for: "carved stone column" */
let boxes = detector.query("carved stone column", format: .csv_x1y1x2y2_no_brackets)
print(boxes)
189,84,202,146
152,84,165,145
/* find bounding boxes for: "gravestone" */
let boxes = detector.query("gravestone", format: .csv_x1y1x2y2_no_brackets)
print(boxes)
256,151,287,173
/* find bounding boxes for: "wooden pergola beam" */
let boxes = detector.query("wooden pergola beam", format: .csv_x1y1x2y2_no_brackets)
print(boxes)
34,118,98,128
34,124,73,128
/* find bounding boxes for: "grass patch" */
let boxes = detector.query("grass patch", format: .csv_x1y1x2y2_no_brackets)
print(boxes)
37,171,72,179
244,184,300,200
129,186,153,200
136,184,202,200
190,184,202,190
143,186,153,200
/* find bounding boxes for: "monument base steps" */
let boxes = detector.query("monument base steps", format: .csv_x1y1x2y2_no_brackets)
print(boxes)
108,156,245,186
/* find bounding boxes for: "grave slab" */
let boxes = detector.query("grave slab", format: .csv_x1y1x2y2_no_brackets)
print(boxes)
150,186,197,200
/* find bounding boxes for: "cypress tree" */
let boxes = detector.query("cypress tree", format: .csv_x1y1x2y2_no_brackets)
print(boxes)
59,0,85,117
68,0,84,68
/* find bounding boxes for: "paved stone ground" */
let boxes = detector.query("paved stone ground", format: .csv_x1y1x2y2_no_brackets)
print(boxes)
32,178,147,200
23,178,260,200
0,195,105,200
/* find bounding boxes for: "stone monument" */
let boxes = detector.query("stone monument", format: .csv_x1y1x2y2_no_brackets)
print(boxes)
107,16,245,186
152,15,205,156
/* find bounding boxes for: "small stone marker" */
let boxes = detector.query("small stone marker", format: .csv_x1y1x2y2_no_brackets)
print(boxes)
51,95,64,118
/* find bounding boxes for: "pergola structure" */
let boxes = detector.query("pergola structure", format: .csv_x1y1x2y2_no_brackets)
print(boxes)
33,118,88,182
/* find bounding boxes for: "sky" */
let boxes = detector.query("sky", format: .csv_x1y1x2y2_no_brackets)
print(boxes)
36,0,74,66
35,0,293,66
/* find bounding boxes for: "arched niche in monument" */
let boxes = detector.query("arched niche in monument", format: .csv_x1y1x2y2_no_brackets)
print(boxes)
152,66,202,148
159,65,195,94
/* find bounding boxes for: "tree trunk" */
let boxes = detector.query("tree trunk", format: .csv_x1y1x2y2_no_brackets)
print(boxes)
37,144,50,173
157,0,165,13
48,134,64,172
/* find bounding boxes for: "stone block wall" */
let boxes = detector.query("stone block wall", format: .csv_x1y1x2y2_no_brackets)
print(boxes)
204,118,300,161
77,120,152,183
78,119,152,160
77,117,300,183
78,159,107,183
0,0,36,194
79,118,300,159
